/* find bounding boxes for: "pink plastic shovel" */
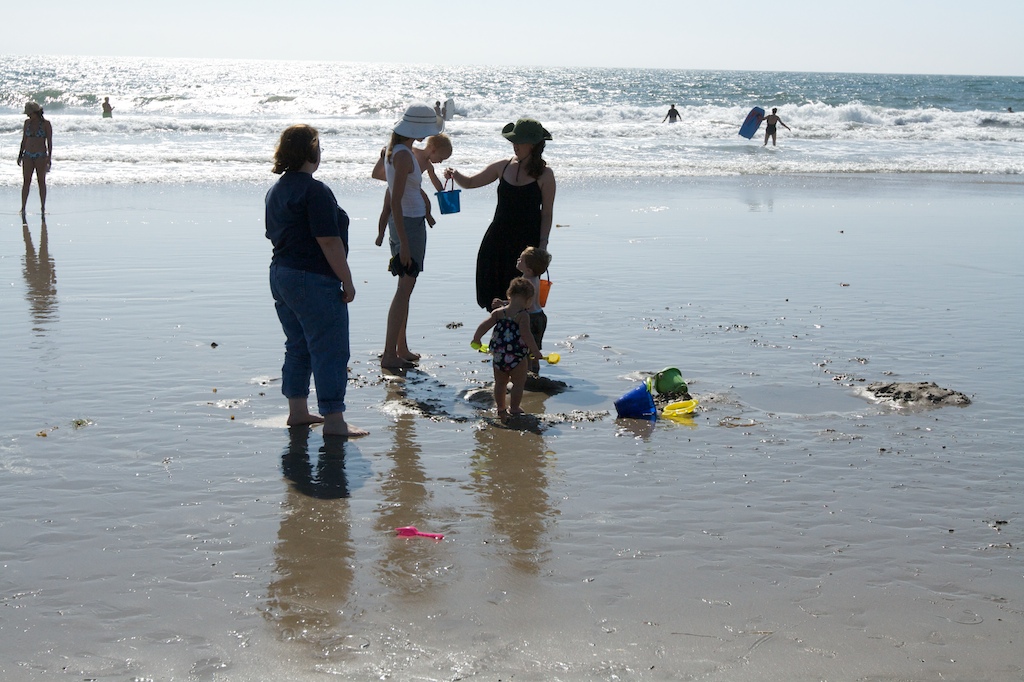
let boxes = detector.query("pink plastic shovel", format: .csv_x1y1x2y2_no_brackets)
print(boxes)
395,526,445,540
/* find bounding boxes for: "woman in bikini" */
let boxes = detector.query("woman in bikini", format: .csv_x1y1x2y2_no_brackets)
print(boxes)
18,102,53,214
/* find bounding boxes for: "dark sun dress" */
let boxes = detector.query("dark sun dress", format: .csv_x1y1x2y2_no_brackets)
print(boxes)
475,164,542,309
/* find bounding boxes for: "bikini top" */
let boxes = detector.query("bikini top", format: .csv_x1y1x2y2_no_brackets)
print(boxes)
24,122,47,138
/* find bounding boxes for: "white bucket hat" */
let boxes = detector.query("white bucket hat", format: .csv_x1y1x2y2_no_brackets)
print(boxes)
393,103,443,138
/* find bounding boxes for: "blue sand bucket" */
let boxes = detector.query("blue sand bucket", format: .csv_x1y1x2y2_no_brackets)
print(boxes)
436,178,461,214
614,383,657,419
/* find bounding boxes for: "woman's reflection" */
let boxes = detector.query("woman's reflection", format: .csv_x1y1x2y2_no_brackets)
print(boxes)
22,215,58,333
373,378,453,599
264,428,355,644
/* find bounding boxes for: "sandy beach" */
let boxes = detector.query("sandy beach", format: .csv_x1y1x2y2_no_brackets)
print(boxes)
1,174,1021,680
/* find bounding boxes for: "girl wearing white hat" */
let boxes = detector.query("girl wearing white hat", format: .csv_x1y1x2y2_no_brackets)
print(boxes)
380,103,444,369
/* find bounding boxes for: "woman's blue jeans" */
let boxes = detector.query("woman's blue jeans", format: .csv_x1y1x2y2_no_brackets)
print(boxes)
270,264,350,415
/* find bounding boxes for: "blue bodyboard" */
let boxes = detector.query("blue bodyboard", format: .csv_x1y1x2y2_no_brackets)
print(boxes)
739,107,765,139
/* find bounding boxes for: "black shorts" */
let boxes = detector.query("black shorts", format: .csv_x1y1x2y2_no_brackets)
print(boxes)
529,310,547,348
388,256,421,278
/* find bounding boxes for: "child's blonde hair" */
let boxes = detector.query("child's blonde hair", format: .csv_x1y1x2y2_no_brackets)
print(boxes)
520,246,551,276
507,276,535,301
425,133,452,158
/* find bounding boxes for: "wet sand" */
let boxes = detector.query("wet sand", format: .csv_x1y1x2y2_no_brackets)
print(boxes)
1,175,1022,680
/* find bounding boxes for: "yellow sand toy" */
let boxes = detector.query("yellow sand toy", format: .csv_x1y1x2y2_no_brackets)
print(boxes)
662,399,699,418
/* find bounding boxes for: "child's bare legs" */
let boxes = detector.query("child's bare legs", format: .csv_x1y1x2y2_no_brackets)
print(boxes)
508,361,530,414
492,366,511,418
382,275,417,368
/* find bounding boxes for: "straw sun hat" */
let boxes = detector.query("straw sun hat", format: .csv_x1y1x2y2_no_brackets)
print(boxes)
393,103,443,138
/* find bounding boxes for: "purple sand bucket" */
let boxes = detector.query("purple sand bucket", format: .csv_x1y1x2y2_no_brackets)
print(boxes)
614,383,657,419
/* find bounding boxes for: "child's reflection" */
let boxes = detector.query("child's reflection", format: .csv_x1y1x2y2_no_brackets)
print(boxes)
469,423,554,575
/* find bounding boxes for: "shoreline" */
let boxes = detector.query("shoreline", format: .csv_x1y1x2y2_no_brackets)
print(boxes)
6,169,1022,197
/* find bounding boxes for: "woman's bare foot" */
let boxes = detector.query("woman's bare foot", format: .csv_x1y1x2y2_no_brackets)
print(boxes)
323,413,369,438
396,345,421,362
381,354,416,370
287,414,325,426
510,406,525,416
287,398,325,426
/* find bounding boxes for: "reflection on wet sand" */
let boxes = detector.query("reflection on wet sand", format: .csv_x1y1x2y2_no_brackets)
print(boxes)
374,376,449,597
264,428,355,644
22,216,57,333
469,411,555,576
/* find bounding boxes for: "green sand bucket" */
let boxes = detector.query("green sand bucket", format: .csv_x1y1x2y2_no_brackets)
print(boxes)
614,383,657,419
652,367,687,395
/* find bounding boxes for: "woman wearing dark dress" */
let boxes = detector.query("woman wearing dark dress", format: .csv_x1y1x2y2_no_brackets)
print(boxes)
445,118,555,309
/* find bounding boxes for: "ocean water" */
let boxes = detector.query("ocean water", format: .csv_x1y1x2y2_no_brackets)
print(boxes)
2,54,1023,185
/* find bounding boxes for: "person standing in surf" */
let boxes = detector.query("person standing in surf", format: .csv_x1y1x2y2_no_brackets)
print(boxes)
18,102,52,215
445,118,556,310
663,104,681,123
763,107,791,146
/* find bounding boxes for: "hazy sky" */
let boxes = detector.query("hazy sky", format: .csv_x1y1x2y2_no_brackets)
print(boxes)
9,0,1024,76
